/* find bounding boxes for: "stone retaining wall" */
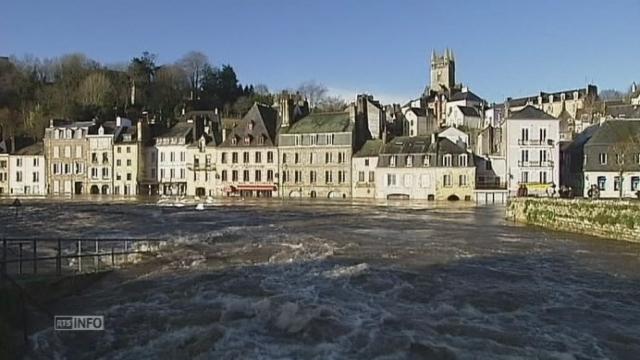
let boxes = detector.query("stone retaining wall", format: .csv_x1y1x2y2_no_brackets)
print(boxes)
507,198,640,242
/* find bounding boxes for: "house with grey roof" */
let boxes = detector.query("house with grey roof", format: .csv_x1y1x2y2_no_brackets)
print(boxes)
582,120,640,198
375,134,475,200
155,121,193,196
217,103,280,198
352,139,383,198
278,108,355,198
505,105,560,196
8,142,46,196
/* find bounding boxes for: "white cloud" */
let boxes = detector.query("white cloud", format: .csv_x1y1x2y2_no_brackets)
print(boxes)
326,86,417,105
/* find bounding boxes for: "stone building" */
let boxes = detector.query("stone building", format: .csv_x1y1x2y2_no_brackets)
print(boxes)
278,110,355,199
155,122,193,196
44,120,93,195
113,118,140,196
87,122,115,195
352,139,382,198
186,135,219,197
0,152,8,196
505,106,560,196
375,135,475,200
217,103,279,197
582,120,640,198
8,143,46,196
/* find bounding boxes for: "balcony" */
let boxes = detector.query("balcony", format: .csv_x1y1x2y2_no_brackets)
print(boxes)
518,160,554,167
517,139,555,146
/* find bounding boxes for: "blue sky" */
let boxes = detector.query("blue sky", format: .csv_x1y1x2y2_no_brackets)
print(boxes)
2,0,639,104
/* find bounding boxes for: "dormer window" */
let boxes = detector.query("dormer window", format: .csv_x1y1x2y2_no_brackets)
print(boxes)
248,121,254,131
258,135,265,145
390,155,397,167
231,136,238,145
458,154,468,167
244,135,251,145
443,154,453,167
423,155,431,166
406,155,413,167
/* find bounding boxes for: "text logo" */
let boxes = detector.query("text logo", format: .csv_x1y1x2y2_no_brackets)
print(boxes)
54,316,104,331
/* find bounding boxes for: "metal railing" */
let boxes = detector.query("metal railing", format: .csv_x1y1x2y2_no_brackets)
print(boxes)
517,160,554,167
0,238,164,278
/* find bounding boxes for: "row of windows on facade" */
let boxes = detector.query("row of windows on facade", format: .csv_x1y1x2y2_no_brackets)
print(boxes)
159,151,186,163
594,176,640,192
519,127,549,141
159,169,186,180
594,153,640,166
52,146,83,159
220,151,274,164
8,171,40,183
230,134,267,145
386,173,469,187
519,171,550,184
388,154,468,167
290,134,337,146
281,170,348,184
10,158,40,167
51,128,86,139
520,150,551,162
282,152,348,165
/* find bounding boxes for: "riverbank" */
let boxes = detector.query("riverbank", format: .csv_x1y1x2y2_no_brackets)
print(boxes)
507,198,640,242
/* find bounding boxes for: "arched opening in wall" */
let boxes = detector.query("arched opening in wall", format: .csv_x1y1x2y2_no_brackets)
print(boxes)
289,191,302,198
447,194,460,201
196,187,206,197
427,194,435,201
310,191,317,198
101,185,109,195
387,193,410,200
90,185,100,195
327,192,342,199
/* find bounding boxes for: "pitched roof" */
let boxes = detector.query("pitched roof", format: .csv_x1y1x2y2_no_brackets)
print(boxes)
509,105,557,120
281,111,352,134
380,136,432,154
354,139,383,157
14,142,44,155
408,107,427,117
586,120,640,146
458,105,481,117
220,103,278,147
605,104,640,119
450,90,484,103
157,121,193,139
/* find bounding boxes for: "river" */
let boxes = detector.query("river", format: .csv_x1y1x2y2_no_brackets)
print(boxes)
3,200,640,359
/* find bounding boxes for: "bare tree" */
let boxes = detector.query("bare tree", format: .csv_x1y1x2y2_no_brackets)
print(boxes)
178,51,209,101
296,80,327,108
78,72,115,107
317,95,346,112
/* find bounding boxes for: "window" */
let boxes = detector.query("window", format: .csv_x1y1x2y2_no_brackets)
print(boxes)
91,168,98,179
295,170,302,183
539,171,548,184
443,154,452,167
616,153,624,166
75,146,82,158
32,172,39,182
170,169,175,179
64,146,71,158
309,153,315,164
33,158,39,167
92,152,98,163
221,170,227,182
102,168,109,179
325,152,332,164
631,176,639,191
160,169,165,179
294,153,299,164
539,128,547,141
282,171,288,183
267,151,274,163
283,153,287,164
255,152,262,163
338,171,345,184
127,173,132,181
116,173,121,181
597,176,606,190
170,152,175,162
520,150,529,163
243,152,249,163
369,171,375,182
485,161,492,171
231,137,237,145
614,176,621,191
540,150,548,162
359,171,365,182
267,170,274,181
404,174,412,187
423,155,431,166
443,174,452,187
244,136,251,145
117,147,122,154
180,152,185,162
116,159,122,166
127,159,132,166
459,175,467,186
458,154,467,167
325,171,333,184
521,171,529,184
16,158,22,167
338,153,344,164
521,128,529,141
390,156,396,167
232,170,238,182
243,170,250,182
310,171,316,183
160,152,165,162
258,136,265,145
53,146,60,158
126,146,131,154
295,135,301,146
221,153,227,163
232,152,238,164
406,156,413,167
386,174,396,186
364,159,369,166
255,170,261,182
599,153,607,165
16,171,22,182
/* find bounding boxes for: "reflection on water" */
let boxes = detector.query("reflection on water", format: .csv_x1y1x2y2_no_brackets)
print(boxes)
2,200,640,359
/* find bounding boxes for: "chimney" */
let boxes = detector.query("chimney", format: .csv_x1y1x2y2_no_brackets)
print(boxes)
431,132,436,144
137,120,143,142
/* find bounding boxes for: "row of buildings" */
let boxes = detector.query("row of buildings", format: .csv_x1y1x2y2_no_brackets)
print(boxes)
1,50,639,200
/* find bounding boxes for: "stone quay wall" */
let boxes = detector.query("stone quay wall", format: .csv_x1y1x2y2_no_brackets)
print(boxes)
507,198,640,242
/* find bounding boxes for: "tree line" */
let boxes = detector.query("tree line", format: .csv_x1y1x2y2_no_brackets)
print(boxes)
0,50,346,147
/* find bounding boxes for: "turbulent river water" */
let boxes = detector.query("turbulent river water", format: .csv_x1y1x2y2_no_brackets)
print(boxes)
2,200,640,359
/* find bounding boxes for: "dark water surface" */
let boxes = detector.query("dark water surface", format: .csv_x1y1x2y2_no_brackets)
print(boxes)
2,200,640,359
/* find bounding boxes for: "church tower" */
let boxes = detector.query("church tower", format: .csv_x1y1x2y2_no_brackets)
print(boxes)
430,48,455,93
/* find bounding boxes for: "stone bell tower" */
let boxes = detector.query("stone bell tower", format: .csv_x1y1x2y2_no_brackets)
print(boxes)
430,48,455,93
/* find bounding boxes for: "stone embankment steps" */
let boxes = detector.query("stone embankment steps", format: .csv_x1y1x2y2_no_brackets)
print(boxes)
507,198,640,242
